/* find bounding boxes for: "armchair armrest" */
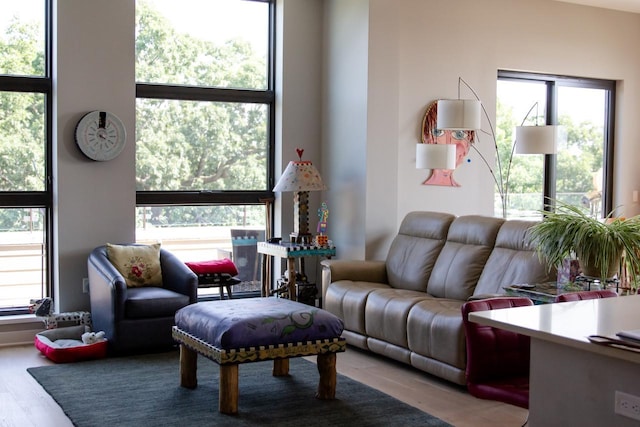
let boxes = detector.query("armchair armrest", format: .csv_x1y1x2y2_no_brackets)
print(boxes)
160,249,198,303
87,246,128,337
321,259,388,301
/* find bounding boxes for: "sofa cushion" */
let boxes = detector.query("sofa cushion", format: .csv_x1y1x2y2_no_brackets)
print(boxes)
427,215,504,300
324,280,390,335
364,288,431,347
406,298,466,370
474,220,554,296
125,287,190,319
386,211,455,292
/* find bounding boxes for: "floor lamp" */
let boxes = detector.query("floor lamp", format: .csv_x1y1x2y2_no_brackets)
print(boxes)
436,77,559,218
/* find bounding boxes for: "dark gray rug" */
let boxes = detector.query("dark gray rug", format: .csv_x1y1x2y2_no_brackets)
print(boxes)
28,350,452,426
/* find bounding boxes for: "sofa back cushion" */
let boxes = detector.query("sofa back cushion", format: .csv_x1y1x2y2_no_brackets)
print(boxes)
386,211,455,292
474,220,554,296
427,215,504,300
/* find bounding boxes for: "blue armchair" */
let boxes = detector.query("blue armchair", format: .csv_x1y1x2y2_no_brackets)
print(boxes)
87,244,198,354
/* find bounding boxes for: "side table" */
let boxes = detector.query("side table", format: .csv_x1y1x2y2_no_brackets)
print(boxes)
257,242,336,301
503,281,598,304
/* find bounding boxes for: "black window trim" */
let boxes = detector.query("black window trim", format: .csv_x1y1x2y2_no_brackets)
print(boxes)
498,70,615,217
0,0,54,315
135,0,276,208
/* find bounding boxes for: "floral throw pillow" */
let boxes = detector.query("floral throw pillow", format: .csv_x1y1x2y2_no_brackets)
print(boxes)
106,243,163,288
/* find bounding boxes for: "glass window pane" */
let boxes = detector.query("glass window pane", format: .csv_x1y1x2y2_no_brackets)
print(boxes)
0,208,46,309
136,99,268,191
135,0,269,90
136,205,266,295
0,0,46,77
496,80,547,219
556,86,606,217
0,91,46,191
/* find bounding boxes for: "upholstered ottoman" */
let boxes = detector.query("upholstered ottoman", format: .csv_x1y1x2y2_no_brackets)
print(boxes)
172,298,346,414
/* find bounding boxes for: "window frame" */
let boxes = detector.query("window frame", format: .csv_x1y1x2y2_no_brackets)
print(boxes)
135,0,276,208
498,70,615,217
0,0,54,315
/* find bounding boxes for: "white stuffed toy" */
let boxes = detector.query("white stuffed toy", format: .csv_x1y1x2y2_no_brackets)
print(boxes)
81,331,106,345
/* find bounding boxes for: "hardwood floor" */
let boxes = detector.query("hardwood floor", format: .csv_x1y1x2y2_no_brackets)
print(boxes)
0,344,527,427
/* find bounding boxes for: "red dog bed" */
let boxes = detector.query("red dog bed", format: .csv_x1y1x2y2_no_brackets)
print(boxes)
34,325,108,363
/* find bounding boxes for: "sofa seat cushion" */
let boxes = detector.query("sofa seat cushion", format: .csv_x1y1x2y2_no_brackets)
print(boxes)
324,280,390,335
406,298,466,370
364,289,432,348
125,287,191,319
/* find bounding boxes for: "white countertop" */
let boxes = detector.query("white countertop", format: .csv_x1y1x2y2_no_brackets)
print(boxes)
469,294,640,364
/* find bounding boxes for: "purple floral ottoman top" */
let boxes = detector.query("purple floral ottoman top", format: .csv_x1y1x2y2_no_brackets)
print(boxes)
175,298,344,350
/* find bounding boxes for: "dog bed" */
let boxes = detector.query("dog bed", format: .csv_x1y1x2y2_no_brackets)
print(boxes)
34,324,108,363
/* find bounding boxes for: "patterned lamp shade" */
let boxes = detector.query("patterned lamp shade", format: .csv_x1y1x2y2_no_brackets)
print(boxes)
273,159,326,244
273,160,326,192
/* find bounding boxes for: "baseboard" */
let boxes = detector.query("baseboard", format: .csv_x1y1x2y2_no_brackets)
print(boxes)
0,316,43,347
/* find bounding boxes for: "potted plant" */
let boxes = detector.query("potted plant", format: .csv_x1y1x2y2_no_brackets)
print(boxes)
528,201,640,290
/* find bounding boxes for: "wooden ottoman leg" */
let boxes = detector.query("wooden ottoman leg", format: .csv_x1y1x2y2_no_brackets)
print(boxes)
316,352,337,399
219,364,239,415
179,344,198,389
273,358,290,376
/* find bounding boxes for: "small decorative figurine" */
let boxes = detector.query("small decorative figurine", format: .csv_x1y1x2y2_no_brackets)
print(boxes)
315,201,329,246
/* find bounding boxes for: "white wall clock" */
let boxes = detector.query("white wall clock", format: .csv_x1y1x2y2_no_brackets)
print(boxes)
75,111,127,161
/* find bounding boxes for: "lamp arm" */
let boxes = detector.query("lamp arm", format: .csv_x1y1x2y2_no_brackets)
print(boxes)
504,102,542,215
469,136,503,195
459,77,502,191
469,141,507,217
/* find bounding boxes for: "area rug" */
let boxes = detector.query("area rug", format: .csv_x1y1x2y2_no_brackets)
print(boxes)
28,350,452,427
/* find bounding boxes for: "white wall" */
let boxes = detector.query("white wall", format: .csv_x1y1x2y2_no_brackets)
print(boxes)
276,0,325,283
323,0,640,260
322,0,371,260
54,0,136,312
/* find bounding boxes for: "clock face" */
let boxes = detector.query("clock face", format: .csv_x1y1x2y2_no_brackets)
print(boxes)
75,111,127,161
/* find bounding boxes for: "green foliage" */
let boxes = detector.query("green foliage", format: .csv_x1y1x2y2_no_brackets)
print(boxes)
496,100,605,215
529,201,640,283
1,1,270,231
135,1,268,199
0,19,46,196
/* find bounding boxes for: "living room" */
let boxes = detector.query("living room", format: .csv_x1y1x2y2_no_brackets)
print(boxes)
2,0,640,426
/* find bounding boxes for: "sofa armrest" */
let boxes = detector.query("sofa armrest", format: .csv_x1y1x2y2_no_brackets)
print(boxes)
321,259,387,301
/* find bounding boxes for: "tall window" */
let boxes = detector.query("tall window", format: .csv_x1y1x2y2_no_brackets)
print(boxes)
135,0,274,297
0,0,52,314
496,71,614,219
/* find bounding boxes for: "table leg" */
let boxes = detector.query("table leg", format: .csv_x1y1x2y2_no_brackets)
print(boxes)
316,352,337,399
273,358,290,376
179,344,198,389
261,253,269,297
219,364,239,414
287,257,297,301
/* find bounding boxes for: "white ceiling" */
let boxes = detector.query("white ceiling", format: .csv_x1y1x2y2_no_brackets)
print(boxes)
556,0,640,13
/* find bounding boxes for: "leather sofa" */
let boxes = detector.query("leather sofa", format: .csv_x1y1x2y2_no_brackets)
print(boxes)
321,211,554,385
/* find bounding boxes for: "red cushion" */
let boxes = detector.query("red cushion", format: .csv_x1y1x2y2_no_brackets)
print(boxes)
185,258,239,276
